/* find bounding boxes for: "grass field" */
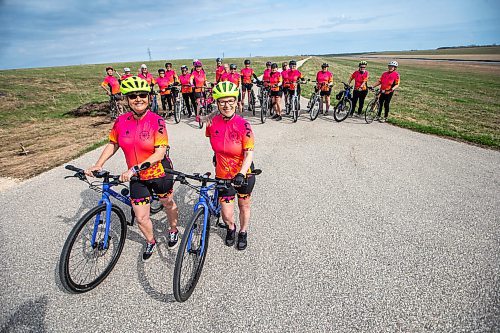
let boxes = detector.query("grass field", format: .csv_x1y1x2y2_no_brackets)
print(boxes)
366,46,500,56
299,56,500,148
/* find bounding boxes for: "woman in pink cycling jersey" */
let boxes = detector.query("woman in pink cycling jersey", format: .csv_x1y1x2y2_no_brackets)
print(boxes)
190,60,208,119
315,63,333,115
85,76,179,262
206,81,256,250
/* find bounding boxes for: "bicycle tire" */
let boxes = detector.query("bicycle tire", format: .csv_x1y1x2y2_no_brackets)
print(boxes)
151,97,159,114
59,204,127,293
173,207,210,302
365,100,378,124
110,100,118,119
309,95,320,121
174,100,181,124
333,99,351,122
250,91,256,116
260,97,267,123
292,97,299,123
150,197,163,214
198,106,205,129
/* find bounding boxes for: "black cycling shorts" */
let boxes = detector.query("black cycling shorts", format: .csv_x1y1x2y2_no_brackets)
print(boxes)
130,159,174,205
270,90,282,97
242,83,253,92
320,88,332,96
218,175,256,203
194,91,204,99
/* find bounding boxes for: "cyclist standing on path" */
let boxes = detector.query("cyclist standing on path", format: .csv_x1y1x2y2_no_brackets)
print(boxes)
240,59,258,111
155,69,172,116
348,61,369,117
160,63,180,115
286,60,305,105
281,62,290,110
269,63,283,121
215,57,225,83
178,65,196,117
85,76,179,262
371,61,400,122
262,61,272,87
220,64,242,112
190,60,208,119
206,81,256,250
101,66,121,96
120,67,133,81
138,64,155,86
315,63,333,115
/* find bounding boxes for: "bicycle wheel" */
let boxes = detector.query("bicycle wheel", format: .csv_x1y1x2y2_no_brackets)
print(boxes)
198,106,205,129
292,97,299,123
173,207,210,302
151,97,159,114
174,99,181,124
309,96,320,121
260,97,267,123
59,204,127,293
268,96,275,117
150,197,163,214
110,100,118,119
364,100,378,124
333,99,351,122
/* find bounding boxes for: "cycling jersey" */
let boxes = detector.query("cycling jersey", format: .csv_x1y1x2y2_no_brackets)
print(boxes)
164,70,178,85
109,110,170,180
178,73,193,93
215,65,225,82
281,69,290,88
206,114,255,179
268,72,282,91
350,70,369,90
190,70,206,93
378,71,400,93
156,76,173,95
138,72,155,85
287,69,303,90
220,72,241,86
102,75,120,95
240,67,254,84
316,71,333,91
262,68,271,83
120,74,133,81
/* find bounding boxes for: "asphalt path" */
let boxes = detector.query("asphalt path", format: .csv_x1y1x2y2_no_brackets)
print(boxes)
1,95,499,332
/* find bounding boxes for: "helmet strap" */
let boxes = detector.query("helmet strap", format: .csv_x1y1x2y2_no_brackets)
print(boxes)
222,112,235,121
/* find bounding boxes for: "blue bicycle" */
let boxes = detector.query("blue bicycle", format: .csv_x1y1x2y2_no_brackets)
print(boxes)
333,82,353,122
59,164,161,293
165,168,261,302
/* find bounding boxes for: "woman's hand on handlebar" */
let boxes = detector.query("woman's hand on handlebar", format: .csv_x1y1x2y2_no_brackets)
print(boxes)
119,168,135,182
85,165,102,177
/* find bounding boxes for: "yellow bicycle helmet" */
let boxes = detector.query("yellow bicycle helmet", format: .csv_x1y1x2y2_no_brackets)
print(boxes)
212,81,239,100
120,76,150,95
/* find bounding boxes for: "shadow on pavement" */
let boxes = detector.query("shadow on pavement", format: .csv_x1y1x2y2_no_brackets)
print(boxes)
0,296,49,333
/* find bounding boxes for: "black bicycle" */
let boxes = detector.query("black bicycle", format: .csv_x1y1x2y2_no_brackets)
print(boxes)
256,81,269,123
333,82,353,122
364,87,381,124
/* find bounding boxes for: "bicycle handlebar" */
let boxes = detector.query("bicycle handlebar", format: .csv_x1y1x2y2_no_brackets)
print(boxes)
65,164,143,182
164,168,261,187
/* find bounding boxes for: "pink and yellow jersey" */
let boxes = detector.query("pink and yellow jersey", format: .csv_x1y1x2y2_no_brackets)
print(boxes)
164,70,178,86
220,72,241,87
350,70,369,90
240,67,254,84
262,68,271,85
190,70,206,92
108,110,170,180
215,65,225,82
138,72,155,85
378,71,400,92
179,73,193,93
281,69,290,88
205,114,255,179
120,74,133,81
316,71,333,91
268,72,282,91
287,69,302,90
101,75,120,95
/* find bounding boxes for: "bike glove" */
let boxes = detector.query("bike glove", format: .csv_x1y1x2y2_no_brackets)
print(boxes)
233,173,245,187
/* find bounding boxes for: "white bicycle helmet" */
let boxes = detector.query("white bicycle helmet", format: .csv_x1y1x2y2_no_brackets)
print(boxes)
388,61,398,67
140,64,147,69
123,67,131,72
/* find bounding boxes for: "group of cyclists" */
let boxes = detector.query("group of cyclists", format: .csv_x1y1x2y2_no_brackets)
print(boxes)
95,58,400,260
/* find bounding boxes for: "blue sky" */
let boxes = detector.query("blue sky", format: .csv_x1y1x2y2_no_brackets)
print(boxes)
0,0,499,69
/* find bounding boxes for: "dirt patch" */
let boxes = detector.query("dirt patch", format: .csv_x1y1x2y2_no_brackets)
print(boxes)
65,101,110,117
0,116,113,179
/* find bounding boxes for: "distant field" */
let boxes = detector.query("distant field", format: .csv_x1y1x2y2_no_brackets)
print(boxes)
300,56,500,148
365,46,500,56
0,56,304,178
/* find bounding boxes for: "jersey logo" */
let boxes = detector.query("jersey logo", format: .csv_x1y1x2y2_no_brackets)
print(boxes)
140,131,150,141
157,119,165,134
244,122,252,138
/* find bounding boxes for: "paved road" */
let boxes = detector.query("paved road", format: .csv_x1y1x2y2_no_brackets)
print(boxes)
1,96,499,332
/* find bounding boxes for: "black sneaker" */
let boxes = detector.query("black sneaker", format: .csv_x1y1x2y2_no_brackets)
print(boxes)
225,226,236,246
237,232,247,250
271,114,279,119
142,241,156,262
276,115,282,121
167,229,179,249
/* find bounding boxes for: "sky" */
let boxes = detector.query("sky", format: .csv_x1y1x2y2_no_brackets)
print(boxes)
0,0,499,69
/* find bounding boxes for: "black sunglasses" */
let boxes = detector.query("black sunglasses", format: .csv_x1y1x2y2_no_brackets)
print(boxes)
127,93,149,99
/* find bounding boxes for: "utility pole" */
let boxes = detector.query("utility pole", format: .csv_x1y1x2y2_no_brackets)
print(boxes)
222,52,224,59
148,48,152,61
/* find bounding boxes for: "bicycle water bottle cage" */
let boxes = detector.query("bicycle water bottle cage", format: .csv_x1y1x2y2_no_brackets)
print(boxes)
121,188,130,196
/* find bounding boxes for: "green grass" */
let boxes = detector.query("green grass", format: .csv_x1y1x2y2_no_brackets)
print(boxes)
299,56,500,148
367,46,500,56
